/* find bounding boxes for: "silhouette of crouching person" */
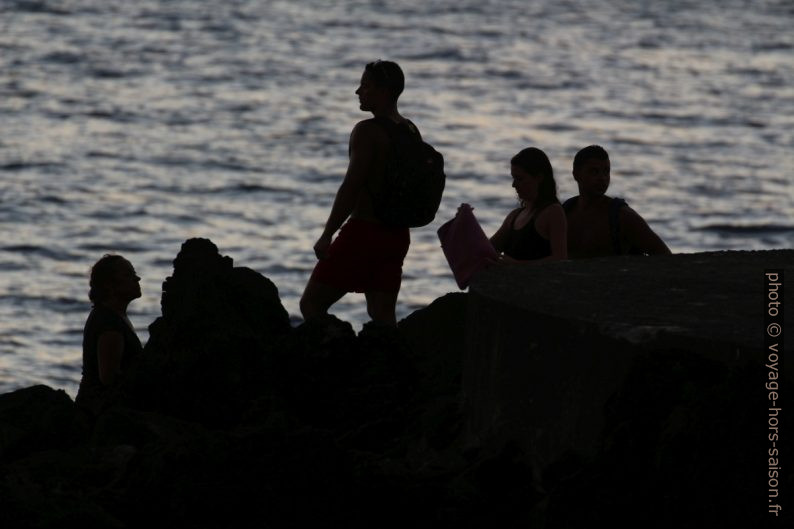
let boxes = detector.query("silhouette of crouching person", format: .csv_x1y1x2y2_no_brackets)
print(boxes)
75,254,143,417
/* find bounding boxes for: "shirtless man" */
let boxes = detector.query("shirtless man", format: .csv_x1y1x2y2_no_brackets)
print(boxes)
564,145,671,258
300,60,415,326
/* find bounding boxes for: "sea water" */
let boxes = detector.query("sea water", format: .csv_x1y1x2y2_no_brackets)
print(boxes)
1,0,793,396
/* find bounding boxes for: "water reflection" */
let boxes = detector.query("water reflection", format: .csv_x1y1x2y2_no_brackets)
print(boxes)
1,0,792,393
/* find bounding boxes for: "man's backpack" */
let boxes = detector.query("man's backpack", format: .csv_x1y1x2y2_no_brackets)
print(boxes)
369,117,445,228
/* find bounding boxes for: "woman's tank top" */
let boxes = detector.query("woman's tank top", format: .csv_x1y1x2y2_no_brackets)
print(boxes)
502,207,552,261
75,305,143,415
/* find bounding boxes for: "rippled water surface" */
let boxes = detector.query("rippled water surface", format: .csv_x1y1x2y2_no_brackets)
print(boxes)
1,0,793,396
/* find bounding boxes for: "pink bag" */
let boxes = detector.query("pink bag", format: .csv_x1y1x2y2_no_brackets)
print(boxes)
437,203,498,289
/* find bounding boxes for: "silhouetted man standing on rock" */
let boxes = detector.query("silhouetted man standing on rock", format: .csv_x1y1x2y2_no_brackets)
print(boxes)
301,61,418,326
564,145,671,258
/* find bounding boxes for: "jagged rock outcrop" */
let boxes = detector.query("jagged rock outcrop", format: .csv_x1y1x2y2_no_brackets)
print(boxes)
464,249,793,527
126,238,291,427
0,239,471,528
0,246,791,528
0,385,89,461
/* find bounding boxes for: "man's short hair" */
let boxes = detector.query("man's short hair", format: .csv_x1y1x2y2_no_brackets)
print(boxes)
573,145,609,171
365,60,404,103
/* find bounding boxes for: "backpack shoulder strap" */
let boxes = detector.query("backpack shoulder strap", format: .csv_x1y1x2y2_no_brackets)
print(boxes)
370,117,422,141
404,119,422,141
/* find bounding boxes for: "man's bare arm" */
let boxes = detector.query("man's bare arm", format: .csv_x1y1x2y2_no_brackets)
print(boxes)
314,122,378,259
620,207,672,255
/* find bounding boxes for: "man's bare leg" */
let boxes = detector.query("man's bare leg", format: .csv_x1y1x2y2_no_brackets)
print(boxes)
300,279,346,321
365,290,399,326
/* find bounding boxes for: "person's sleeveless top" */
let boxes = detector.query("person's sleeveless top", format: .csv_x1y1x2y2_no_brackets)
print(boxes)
75,305,142,414
503,207,552,260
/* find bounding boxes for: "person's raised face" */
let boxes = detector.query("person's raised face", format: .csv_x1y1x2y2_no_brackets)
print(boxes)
573,157,610,198
511,164,542,204
355,70,390,112
111,259,141,302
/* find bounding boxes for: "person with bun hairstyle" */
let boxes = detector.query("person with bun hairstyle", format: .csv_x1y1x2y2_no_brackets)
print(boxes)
490,147,568,263
75,254,143,415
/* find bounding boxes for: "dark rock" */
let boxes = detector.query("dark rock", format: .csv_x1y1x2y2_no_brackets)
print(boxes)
467,250,794,527
273,315,418,454
397,293,468,459
539,356,781,528
91,406,209,448
0,448,126,529
399,292,468,403
126,238,291,427
1,248,791,527
271,314,358,428
0,385,88,462
469,249,794,353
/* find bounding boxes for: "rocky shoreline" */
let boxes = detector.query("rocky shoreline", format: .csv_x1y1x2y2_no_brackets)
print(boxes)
1,239,791,528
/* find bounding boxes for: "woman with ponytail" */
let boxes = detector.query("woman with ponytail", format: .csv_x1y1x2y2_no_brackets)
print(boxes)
490,147,568,263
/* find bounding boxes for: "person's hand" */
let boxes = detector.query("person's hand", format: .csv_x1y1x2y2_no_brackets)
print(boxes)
313,234,332,260
496,253,519,265
483,252,515,268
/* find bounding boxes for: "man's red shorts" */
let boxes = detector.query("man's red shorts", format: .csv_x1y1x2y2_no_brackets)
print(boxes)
310,218,410,293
